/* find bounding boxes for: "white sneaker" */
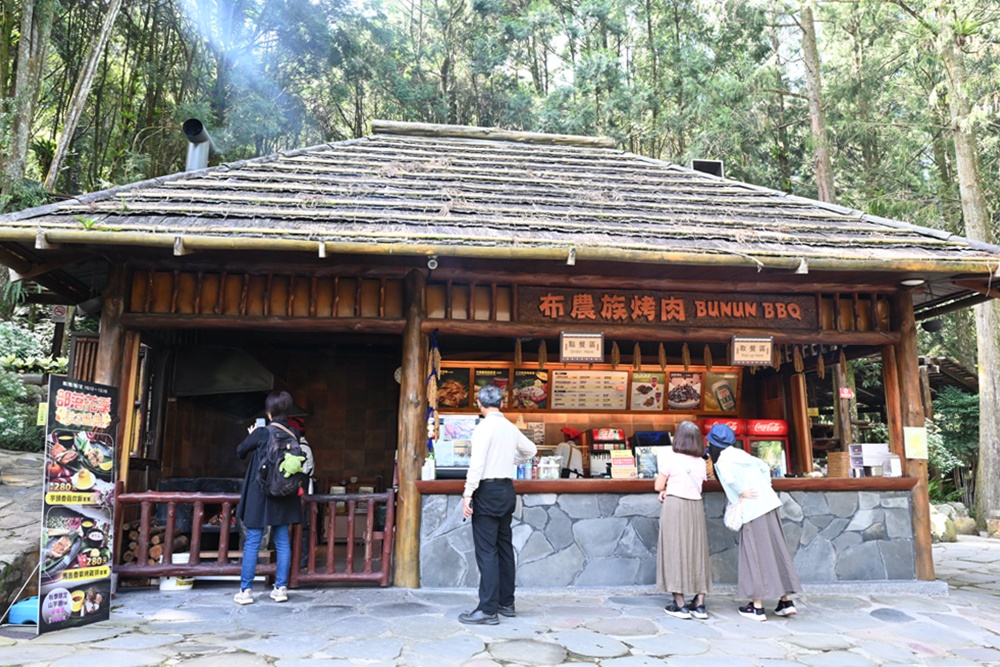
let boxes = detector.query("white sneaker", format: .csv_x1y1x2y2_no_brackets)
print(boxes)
269,586,288,602
233,588,253,605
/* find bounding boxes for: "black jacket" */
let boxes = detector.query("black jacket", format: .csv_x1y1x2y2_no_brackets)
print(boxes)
236,421,303,528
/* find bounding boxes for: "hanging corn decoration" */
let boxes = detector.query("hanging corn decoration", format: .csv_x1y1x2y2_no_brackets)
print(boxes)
704,344,713,372
817,352,826,379
633,342,642,370
611,342,621,369
793,345,804,373
514,338,522,367
538,340,547,369
432,345,442,380
772,344,781,370
658,343,667,371
427,370,438,411
839,347,847,370
682,343,691,371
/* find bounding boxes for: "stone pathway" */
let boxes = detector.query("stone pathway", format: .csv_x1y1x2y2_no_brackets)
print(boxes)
4,445,1000,666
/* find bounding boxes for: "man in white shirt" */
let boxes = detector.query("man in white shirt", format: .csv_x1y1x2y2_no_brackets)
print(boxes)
459,384,537,625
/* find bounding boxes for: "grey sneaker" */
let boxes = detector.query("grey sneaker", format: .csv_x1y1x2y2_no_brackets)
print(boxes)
233,588,253,605
269,586,288,602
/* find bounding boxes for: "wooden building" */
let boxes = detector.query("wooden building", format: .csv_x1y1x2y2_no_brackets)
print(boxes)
3,121,999,588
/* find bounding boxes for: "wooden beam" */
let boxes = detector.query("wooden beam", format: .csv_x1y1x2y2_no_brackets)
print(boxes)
893,289,934,581
833,361,854,449
6,251,90,282
120,313,406,334
431,267,899,296
394,269,428,588
420,319,900,345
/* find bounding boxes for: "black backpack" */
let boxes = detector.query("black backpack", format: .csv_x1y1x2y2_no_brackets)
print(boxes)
256,423,307,498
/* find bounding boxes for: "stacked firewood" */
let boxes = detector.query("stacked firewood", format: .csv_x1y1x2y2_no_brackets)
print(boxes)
120,522,189,565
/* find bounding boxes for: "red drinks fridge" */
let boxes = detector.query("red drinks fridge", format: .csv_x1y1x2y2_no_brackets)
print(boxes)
745,419,791,478
700,418,746,451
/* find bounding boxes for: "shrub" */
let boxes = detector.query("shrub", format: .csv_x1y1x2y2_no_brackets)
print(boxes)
0,372,44,451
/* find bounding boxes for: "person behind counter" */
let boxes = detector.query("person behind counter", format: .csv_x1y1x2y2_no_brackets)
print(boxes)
233,390,302,606
555,427,585,478
707,423,801,622
654,420,711,620
459,384,537,625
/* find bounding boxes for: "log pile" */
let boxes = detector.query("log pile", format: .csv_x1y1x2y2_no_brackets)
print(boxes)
120,522,189,565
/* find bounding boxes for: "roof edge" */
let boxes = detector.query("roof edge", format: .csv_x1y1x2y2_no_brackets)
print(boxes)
3,227,998,277
370,120,617,149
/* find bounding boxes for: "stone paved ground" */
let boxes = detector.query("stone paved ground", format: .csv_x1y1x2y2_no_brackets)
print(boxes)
4,443,1000,666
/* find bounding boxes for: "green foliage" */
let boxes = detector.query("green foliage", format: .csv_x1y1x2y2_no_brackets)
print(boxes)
0,372,44,452
0,354,68,374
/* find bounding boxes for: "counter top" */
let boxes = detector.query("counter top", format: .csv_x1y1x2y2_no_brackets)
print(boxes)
415,476,917,495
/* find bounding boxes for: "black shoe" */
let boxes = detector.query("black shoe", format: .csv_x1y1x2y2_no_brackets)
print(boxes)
459,609,499,625
775,599,797,617
738,602,766,622
687,599,708,620
498,604,516,617
664,602,692,619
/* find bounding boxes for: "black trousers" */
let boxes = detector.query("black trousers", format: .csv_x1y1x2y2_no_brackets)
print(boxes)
470,480,516,614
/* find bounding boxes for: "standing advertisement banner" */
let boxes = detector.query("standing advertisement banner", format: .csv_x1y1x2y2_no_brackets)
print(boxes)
37,376,117,634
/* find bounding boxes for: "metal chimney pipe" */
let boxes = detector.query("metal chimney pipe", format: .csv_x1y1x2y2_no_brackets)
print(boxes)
182,118,215,171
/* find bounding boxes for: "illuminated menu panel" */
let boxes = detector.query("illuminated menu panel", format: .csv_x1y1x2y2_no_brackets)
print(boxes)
550,370,629,410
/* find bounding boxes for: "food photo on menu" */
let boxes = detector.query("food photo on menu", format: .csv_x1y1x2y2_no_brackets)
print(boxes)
630,372,665,410
47,429,115,490
667,372,702,410
512,370,548,409
437,368,471,408
474,368,510,401
41,507,112,584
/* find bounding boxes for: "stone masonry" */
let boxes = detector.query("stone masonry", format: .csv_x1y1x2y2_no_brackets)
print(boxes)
420,489,915,588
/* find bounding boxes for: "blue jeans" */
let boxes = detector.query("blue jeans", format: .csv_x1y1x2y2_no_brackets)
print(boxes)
240,525,290,590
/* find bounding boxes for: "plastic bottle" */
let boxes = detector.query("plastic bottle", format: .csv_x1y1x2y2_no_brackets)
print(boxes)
531,457,539,479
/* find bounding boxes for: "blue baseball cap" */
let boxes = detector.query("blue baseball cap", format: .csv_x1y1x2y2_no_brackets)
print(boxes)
706,423,736,449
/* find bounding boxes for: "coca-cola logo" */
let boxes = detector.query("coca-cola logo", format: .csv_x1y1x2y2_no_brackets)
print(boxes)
700,418,744,435
746,420,788,436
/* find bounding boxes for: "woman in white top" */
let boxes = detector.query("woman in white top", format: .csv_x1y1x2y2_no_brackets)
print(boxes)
708,423,801,622
654,421,711,619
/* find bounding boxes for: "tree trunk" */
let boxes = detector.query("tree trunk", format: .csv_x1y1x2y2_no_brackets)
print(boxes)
43,0,123,192
0,0,55,198
800,0,835,203
937,6,1000,527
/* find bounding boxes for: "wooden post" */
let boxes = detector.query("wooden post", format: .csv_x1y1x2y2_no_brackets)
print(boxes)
881,345,908,477
393,269,428,587
94,263,126,386
918,365,934,420
892,290,934,581
789,372,813,474
833,361,853,449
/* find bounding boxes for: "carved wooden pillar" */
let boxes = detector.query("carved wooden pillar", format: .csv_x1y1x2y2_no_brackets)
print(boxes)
892,289,933,580
393,269,428,587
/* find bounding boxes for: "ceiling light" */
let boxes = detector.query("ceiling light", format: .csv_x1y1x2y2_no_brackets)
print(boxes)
900,279,925,287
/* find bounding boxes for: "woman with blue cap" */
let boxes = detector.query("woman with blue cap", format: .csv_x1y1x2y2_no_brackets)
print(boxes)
707,423,801,622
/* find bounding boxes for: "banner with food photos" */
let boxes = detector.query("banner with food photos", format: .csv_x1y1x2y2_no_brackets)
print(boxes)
38,376,117,634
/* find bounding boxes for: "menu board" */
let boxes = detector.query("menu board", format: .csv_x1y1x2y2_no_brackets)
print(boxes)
437,367,471,409
550,370,629,410
474,368,510,404
630,371,665,411
511,369,549,409
39,376,118,635
667,372,703,411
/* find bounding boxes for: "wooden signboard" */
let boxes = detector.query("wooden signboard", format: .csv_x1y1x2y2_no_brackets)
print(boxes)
518,287,817,329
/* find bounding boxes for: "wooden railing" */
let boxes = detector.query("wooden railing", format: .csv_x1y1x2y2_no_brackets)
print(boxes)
114,484,395,587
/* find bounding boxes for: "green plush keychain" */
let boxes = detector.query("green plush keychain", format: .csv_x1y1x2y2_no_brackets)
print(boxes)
279,452,306,477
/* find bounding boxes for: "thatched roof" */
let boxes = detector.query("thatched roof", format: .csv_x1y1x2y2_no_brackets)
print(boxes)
2,121,999,309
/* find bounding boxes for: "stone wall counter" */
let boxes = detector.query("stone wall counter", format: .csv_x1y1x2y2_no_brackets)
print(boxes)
418,477,919,588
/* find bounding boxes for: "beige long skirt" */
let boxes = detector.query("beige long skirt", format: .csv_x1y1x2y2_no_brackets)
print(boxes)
656,495,711,595
737,508,802,600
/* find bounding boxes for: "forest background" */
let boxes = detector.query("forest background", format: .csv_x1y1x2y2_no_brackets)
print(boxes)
0,0,996,510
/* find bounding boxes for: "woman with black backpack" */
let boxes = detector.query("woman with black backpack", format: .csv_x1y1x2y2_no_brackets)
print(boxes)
234,390,303,605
